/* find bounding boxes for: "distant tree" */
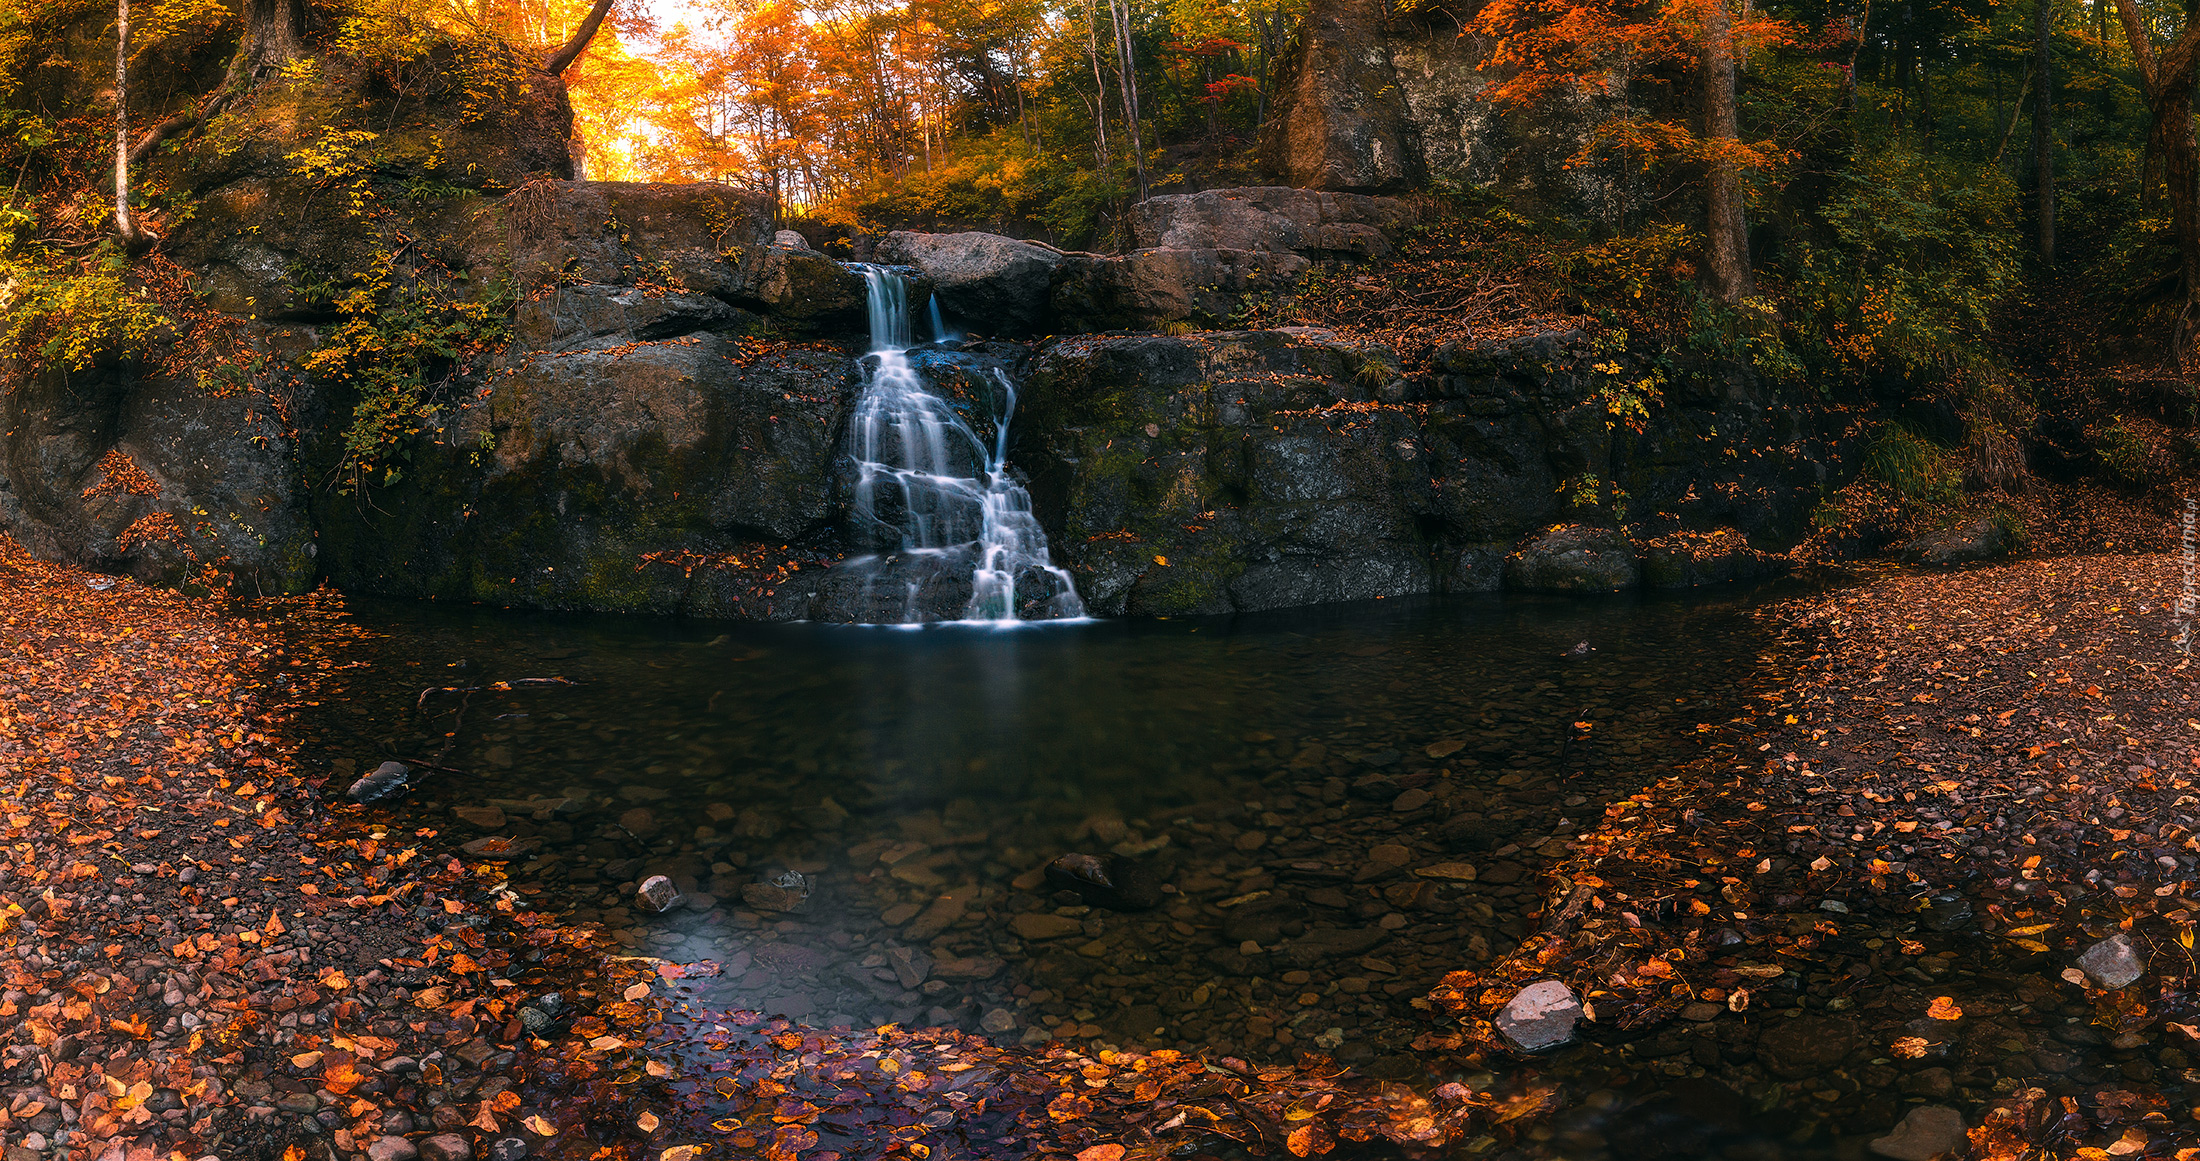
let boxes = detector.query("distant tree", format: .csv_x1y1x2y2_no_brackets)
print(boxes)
2110,0,2200,354
1469,0,1796,303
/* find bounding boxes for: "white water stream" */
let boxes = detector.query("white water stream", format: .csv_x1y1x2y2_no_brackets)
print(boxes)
846,267,1083,624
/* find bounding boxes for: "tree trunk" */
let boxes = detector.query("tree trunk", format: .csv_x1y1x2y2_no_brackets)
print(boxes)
1892,4,1912,134
114,0,145,245
2111,0,2200,355
1700,0,1754,303
543,0,613,74
1085,0,1111,167
1112,0,1148,201
2158,86,2200,345
238,0,308,78
2032,0,2055,265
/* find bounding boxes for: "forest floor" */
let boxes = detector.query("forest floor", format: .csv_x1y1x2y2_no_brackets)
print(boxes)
1424,552,2200,1159
4,530,2199,1161
0,534,652,1161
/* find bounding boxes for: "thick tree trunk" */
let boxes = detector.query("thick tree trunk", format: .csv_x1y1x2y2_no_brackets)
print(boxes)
238,0,308,78
1700,0,1754,303
1111,0,1148,201
2157,87,2200,340
2032,0,2054,264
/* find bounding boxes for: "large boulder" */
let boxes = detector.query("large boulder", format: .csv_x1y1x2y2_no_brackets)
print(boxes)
875,231,1064,335
1129,187,1417,259
1052,249,1311,332
1018,330,1436,616
1639,528,1789,588
0,363,315,591
1256,1,1622,220
1898,513,2018,566
312,337,854,621
1506,525,1640,592
1015,328,1847,616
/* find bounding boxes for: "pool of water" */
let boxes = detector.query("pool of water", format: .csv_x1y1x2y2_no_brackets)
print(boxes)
296,584,1800,1073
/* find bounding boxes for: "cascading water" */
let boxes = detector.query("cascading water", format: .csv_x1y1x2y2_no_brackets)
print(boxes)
841,266,1084,624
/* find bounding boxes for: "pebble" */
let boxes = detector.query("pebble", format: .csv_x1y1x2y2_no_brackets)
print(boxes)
452,805,507,828
887,946,932,987
419,1135,473,1161
1044,853,1162,911
1012,914,1085,941
980,1008,1017,1034
368,1138,420,1161
346,761,411,804
1867,1105,1966,1161
906,894,968,939
1495,980,1580,1052
636,876,681,912
2077,933,2144,989
741,882,805,912
1390,788,1431,812
1414,862,1477,882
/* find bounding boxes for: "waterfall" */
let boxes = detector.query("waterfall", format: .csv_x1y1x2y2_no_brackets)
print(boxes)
844,267,1084,624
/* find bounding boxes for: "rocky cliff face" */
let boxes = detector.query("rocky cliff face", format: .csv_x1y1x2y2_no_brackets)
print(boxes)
1015,329,1845,616
1260,2,1621,223
1,43,1851,621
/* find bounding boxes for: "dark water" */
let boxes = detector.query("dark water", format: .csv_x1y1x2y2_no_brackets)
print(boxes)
300,585,1797,1076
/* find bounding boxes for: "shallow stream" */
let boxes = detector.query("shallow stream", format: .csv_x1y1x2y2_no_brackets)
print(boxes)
298,585,1797,1081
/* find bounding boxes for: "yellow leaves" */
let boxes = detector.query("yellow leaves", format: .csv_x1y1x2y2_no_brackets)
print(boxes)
637,1111,662,1132
1075,1146,1125,1161
623,982,652,1001
1153,555,1169,567
523,1115,558,1137
1891,1035,1932,1060
1047,1092,1094,1121
1925,996,1962,1020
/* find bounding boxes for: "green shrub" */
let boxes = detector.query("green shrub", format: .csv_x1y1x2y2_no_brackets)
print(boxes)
1782,151,2022,376
1863,421,1963,505
0,245,170,378
2091,416,2152,485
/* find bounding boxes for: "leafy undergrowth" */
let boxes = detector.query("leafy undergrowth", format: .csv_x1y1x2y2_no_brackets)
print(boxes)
1424,555,2200,1159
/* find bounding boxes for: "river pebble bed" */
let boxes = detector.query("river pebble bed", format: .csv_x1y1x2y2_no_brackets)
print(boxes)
303,590,1788,1083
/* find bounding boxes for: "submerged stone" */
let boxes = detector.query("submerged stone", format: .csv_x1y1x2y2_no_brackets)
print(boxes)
1867,1105,1966,1161
1495,980,1581,1052
635,876,681,913
346,762,411,805
1044,853,1163,911
2078,933,2144,989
